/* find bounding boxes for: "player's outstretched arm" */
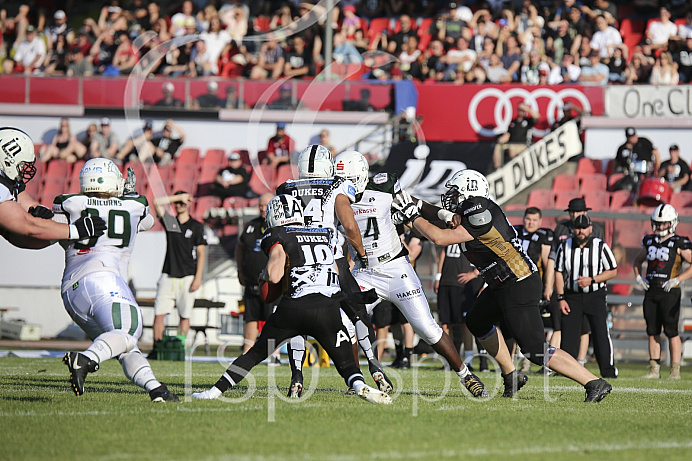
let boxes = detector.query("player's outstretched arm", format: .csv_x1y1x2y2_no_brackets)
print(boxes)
0,200,68,246
393,191,472,246
335,193,366,259
266,243,287,284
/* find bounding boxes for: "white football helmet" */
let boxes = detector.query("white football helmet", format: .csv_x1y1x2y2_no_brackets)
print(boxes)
334,150,369,194
0,127,37,183
298,144,333,179
266,194,305,228
651,203,678,237
441,169,490,212
80,158,124,196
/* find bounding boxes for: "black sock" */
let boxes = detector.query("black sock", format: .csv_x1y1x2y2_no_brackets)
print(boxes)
654,358,661,364
404,347,413,360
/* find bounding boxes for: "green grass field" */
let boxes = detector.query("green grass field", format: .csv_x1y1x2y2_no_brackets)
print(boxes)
1,356,691,461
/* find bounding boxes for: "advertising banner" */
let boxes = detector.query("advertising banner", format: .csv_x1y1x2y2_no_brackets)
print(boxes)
488,121,582,205
606,86,692,119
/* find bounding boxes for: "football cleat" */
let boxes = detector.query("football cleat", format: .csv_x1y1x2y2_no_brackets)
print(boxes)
63,352,98,396
584,378,612,403
149,384,180,403
463,372,489,398
357,385,393,405
371,369,394,394
191,387,223,400
501,370,529,398
288,380,303,398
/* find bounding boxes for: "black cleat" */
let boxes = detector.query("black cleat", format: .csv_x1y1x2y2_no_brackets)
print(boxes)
63,352,98,396
288,380,303,398
398,356,411,369
501,370,529,398
463,372,489,398
371,369,394,394
584,378,612,403
149,384,180,402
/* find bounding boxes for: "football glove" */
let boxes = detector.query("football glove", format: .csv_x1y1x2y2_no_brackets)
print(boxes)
28,205,54,219
392,190,421,224
354,253,368,270
69,216,107,240
636,275,650,291
662,277,679,292
123,166,136,195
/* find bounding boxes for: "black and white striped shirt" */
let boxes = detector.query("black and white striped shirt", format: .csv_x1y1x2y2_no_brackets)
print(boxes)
555,236,617,293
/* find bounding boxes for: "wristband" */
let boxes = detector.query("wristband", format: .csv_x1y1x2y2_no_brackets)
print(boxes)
556,294,565,301
437,209,454,223
68,224,78,240
435,273,441,281
591,277,596,285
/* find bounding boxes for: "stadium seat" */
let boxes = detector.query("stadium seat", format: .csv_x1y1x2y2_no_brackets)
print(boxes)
582,190,610,211
44,159,70,179
25,177,40,197
527,189,554,209
554,190,582,210
607,173,625,191
541,216,556,230
275,164,297,187
199,164,221,184
610,190,633,209
579,173,608,192
40,177,67,206
248,170,274,195
576,157,603,176
604,159,617,176
170,179,196,195
670,190,692,210
367,17,393,47
66,178,81,194
675,209,692,238
191,196,221,222
613,217,647,249
172,163,197,183
552,173,578,191
203,148,226,166
176,147,200,165
223,196,249,209
504,204,524,226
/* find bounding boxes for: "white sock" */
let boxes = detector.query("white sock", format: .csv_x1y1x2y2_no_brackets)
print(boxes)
84,330,133,363
352,379,366,394
355,320,375,362
290,336,305,371
120,349,161,392
456,365,471,380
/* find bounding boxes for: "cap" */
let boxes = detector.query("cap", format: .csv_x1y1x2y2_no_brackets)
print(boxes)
162,82,174,92
343,5,356,14
625,127,637,137
143,120,153,131
670,144,680,151
184,17,196,28
78,26,89,35
207,80,219,91
589,49,600,57
108,6,122,13
565,197,592,212
26,25,36,33
573,214,592,229
54,10,66,20
226,85,236,93
229,152,241,160
280,82,292,91
100,117,111,126
276,122,286,129
449,2,458,9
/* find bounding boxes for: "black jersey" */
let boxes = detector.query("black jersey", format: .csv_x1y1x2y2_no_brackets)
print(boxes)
440,243,483,292
261,226,343,308
159,212,207,278
458,197,537,289
514,225,553,277
238,216,268,285
642,233,692,288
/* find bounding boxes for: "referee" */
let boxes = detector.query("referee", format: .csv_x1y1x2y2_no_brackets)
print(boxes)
555,215,618,378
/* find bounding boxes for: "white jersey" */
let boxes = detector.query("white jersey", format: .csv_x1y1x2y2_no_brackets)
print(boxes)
53,194,150,293
350,173,405,267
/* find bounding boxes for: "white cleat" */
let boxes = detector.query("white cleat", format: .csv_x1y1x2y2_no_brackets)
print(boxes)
191,387,222,400
357,385,393,405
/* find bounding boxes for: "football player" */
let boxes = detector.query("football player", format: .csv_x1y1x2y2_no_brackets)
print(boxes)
633,204,692,380
0,127,105,247
394,169,612,402
55,158,178,402
192,194,392,405
276,145,392,396
333,151,489,398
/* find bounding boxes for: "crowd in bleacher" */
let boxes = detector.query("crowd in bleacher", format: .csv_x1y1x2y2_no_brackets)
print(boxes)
1,1,692,85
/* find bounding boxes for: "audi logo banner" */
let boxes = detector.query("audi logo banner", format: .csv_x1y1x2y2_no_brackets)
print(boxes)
415,84,604,142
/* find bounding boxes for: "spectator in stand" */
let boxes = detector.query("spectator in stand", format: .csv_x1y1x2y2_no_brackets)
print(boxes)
581,0,618,27
3,25,47,75
546,20,578,64
606,44,628,83
659,144,689,193
567,5,588,41
209,151,255,199
578,50,609,86
220,4,249,46
420,39,448,81
678,11,692,39
264,122,295,168
192,81,224,109
69,28,93,58
590,14,622,59
270,3,295,31
40,117,87,164
47,10,74,46
224,85,248,109
111,31,139,75
66,47,94,77
496,32,522,81
98,5,128,33
340,4,362,40
89,29,118,75
151,120,186,166
162,40,195,77
343,87,375,111
249,34,285,80
44,33,69,76
387,14,415,55
483,52,512,83
443,35,477,81
492,102,539,170
92,117,120,160
333,31,363,63
267,82,298,110
116,120,156,164
625,49,654,85
191,40,216,76
399,35,423,79
673,34,692,83
430,2,468,48
520,48,544,84
283,35,314,78
80,123,99,158
218,41,248,78
615,127,661,175
650,51,679,85
200,15,231,68
547,52,581,84
170,0,197,37
155,82,184,108
646,6,677,51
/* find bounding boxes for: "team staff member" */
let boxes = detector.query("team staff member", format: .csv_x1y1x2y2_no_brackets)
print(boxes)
150,191,207,359
236,193,278,353
555,214,618,378
633,204,692,380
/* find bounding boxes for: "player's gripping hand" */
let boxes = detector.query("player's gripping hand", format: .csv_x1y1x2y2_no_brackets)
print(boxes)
354,253,369,270
69,216,107,240
636,275,650,291
392,190,421,224
28,205,54,219
662,277,679,292
123,166,136,195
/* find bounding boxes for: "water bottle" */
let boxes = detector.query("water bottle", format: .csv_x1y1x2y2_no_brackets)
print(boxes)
607,312,613,330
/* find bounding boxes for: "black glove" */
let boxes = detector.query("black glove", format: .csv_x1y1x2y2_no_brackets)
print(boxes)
28,205,54,219
355,253,368,270
73,216,107,240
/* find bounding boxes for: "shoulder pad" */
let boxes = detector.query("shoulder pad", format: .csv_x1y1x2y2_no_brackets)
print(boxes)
373,173,388,184
460,196,489,216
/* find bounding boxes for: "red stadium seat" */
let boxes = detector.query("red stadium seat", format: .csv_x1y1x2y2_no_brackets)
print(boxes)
44,160,70,179
576,157,602,176
176,147,200,165
579,173,608,192
527,189,554,209
670,191,692,210
203,148,226,166
610,190,633,209
172,163,197,183
582,190,610,211
248,170,274,195
554,190,582,210
275,164,297,187
199,164,222,184
191,196,221,222
607,172,625,191
604,159,617,176
613,217,647,249
40,177,67,206
552,173,578,191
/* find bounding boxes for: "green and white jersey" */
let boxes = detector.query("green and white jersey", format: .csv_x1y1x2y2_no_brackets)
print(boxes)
53,194,150,293
350,172,406,267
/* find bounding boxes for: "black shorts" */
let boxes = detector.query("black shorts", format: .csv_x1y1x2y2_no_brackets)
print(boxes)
371,300,408,328
643,287,681,338
437,284,475,325
243,286,276,323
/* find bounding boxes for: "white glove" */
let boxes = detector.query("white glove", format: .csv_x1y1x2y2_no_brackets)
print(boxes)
636,275,650,291
437,208,455,224
123,166,136,195
391,209,406,225
662,277,679,292
392,190,421,224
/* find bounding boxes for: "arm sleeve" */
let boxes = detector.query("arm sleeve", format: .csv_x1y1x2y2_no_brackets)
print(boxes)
555,243,564,273
138,214,155,231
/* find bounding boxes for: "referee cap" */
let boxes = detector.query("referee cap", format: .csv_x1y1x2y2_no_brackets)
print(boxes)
573,214,591,229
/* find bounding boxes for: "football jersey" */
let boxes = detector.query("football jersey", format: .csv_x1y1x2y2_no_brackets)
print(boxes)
642,233,692,288
276,176,356,259
261,225,342,308
514,225,553,277
439,243,483,291
350,172,406,267
458,196,537,289
53,193,149,292
238,215,269,284
0,173,25,204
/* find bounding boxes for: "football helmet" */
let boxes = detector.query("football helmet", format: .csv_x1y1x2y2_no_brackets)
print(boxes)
79,158,124,196
0,127,37,184
333,150,369,194
651,203,678,237
266,194,305,228
298,144,333,179
441,169,490,212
